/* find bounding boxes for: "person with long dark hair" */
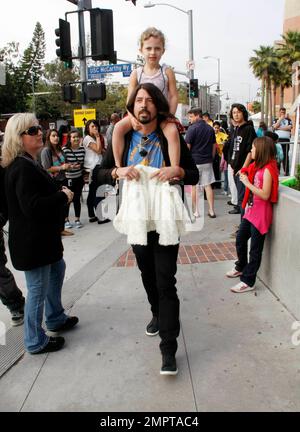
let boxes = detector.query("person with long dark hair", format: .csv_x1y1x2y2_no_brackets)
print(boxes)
228,104,257,216
82,120,107,223
94,83,199,376
40,129,73,236
63,129,85,229
226,137,279,292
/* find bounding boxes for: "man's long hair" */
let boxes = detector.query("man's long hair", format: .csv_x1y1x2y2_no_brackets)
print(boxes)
229,103,249,122
126,83,171,124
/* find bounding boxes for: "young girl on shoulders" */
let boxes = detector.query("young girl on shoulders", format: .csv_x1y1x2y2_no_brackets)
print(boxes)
112,27,180,169
226,136,279,293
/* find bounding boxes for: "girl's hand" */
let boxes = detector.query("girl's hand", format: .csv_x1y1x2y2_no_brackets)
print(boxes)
62,163,71,171
117,165,140,181
239,173,250,187
150,166,182,182
128,112,141,131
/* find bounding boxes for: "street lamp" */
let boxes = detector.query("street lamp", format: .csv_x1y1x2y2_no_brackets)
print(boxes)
240,82,251,109
144,2,194,105
203,56,221,120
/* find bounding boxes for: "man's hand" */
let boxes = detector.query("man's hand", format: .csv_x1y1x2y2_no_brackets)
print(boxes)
150,166,182,182
61,186,74,203
117,165,140,181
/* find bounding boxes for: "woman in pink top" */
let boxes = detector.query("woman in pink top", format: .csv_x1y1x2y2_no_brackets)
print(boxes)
226,137,279,293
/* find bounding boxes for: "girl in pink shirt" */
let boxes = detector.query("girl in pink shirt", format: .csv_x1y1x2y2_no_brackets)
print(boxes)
226,137,279,293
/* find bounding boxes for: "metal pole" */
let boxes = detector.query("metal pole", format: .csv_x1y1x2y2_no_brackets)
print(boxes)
188,10,194,107
217,58,221,120
290,103,300,177
78,0,87,108
31,73,35,112
188,10,194,80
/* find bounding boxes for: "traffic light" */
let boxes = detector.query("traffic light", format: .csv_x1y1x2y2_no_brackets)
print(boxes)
189,78,199,98
86,83,106,101
90,9,116,63
186,83,190,100
63,84,76,103
64,60,73,69
55,19,72,62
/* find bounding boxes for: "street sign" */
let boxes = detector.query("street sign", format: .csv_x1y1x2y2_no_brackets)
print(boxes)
186,60,195,71
88,64,132,79
73,108,96,128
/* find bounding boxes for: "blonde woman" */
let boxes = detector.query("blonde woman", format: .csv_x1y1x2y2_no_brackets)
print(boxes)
2,113,78,354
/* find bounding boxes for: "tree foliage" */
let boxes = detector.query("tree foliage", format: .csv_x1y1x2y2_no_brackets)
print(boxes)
250,31,300,125
0,22,46,113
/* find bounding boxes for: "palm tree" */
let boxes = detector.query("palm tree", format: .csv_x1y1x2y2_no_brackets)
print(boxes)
250,46,278,126
277,31,300,101
269,56,291,121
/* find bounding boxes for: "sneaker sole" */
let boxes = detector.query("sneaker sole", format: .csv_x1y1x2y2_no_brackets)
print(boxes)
231,286,255,293
145,330,159,336
226,273,242,278
160,369,178,376
11,319,24,327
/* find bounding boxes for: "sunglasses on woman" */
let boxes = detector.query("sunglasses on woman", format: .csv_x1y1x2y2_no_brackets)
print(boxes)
21,125,42,136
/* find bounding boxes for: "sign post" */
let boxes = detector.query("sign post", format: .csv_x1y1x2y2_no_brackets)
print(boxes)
87,64,132,80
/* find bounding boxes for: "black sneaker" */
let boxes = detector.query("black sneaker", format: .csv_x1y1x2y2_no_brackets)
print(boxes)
227,200,235,206
97,218,110,224
145,316,159,336
48,316,79,333
11,310,24,327
160,354,178,376
89,217,98,223
228,206,241,215
32,336,65,354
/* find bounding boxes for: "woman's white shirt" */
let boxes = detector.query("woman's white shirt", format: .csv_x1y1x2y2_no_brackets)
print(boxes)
83,135,103,170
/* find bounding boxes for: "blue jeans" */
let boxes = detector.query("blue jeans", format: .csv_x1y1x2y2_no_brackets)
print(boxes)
24,259,68,353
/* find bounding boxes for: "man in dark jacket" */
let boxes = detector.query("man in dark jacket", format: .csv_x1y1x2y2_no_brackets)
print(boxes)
228,104,257,215
94,83,199,376
0,166,25,326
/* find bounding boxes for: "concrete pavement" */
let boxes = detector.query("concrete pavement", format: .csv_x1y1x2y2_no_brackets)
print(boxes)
0,191,299,412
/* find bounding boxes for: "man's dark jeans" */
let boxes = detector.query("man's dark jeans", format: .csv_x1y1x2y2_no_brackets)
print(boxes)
132,232,180,356
87,179,98,218
234,174,246,218
235,218,266,287
0,231,25,312
279,139,290,176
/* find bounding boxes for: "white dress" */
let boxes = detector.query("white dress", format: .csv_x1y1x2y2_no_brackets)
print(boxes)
113,165,189,246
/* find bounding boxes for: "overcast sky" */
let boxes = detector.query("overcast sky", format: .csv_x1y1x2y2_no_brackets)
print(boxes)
1,0,286,107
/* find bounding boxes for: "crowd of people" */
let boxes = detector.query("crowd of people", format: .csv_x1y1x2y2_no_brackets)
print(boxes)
0,26,291,376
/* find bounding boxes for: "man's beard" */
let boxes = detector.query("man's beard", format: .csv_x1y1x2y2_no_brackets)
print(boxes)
137,109,156,124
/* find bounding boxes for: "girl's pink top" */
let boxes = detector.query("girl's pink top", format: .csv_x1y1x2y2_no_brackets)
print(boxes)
243,167,273,235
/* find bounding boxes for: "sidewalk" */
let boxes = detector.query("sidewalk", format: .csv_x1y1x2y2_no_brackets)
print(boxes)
0,191,299,412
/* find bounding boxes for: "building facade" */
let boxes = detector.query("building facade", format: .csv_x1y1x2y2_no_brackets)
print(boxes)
284,0,300,32
282,0,300,111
